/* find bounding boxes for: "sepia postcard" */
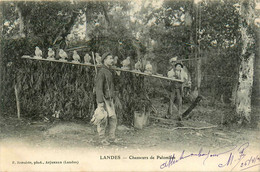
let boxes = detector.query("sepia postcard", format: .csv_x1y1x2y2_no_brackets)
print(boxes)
0,0,260,171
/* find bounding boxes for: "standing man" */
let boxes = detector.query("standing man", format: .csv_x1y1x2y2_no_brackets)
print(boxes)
94,52,117,146
166,58,188,120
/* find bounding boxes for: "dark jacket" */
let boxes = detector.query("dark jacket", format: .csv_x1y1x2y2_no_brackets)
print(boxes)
169,69,183,91
95,65,115,103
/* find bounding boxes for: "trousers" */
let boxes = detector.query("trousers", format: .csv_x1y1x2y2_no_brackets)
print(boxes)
97,99,117,140
167,88,182,118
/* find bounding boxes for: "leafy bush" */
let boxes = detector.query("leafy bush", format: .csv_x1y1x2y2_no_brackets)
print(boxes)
1,38,148,125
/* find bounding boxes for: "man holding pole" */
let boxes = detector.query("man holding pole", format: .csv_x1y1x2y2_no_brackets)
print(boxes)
166,57,188,120
91,52,117,146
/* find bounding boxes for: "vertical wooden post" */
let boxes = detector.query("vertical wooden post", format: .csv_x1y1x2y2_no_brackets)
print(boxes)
14,84,21,119
0,2,3,117
197,1,202,94
16,4,25,37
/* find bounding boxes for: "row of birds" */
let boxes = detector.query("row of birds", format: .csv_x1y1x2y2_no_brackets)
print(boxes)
34,46,154,74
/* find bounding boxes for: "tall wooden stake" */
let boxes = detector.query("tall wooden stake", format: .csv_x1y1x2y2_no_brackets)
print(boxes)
14,84,21,119
92,52,97,75
196,1,202,94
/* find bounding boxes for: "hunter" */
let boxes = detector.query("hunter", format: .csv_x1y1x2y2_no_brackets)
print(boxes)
166,58,188,120
92,52,117,146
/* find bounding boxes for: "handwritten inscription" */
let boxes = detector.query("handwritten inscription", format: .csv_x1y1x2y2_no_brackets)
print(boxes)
218,143,260,171
160,142,260,171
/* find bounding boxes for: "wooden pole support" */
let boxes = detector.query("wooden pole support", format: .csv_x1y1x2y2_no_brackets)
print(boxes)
14,84,21,119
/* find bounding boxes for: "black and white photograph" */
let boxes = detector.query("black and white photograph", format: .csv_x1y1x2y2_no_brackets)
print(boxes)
0,0,260,171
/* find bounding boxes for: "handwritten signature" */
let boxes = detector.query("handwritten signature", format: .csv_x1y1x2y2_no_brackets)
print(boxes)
160,142,260,171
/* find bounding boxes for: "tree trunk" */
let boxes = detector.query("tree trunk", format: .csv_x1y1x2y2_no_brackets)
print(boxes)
231,78,238,105
53,12,79,48
193,0,202,93
16,4,25,37
187,1,196,90
235,0,255,123
197,2,202,93
101,3,110,26
252,18,260,106
0,2,3,117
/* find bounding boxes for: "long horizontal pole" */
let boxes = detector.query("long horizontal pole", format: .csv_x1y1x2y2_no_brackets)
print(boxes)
178,58,200,62
21,56,183,83
65,45,89,51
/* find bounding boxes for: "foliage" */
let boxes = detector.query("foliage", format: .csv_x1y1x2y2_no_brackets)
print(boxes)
1,37,96,120
18,61,96,120
198,0,242,102
0,0,257,124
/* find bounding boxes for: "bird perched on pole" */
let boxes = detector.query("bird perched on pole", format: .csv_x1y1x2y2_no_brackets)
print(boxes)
59,49,68,61
113,56,118,67
47,48,55,60
34,46,42,59
84,53,91,64
167,68,175,78
113,56,121,75
169,56,178,64
145,61,153,74
72,50,80,63
121,56,131,70
95,53,102,65
134,60,142,72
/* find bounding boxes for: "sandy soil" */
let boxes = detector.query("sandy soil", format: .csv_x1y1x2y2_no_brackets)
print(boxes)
0,100,259,171
1,100,259,150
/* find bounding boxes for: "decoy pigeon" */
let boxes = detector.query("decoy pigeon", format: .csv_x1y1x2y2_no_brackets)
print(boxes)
113,56,118,67
121,56,131,70
95,53,102,65
59,49,68,61
34,46,42,59
47,48,55,60
72,50,80,63
134,60,142,71
145,61,153,74
84,53,91,64
169,56,178,63
167,69,175,78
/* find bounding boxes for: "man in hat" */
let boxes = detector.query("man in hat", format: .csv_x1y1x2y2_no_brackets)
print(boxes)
166,60,188,120
168,56,178,76
94,52,117,145
169,56,178,65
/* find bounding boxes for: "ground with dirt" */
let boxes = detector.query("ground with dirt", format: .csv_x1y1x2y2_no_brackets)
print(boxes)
1,104,260,172
1,99,259,151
